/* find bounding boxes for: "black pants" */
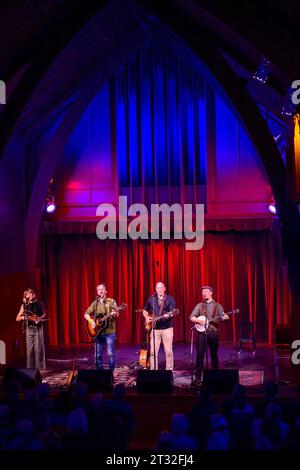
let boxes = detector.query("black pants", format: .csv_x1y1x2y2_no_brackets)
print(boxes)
195,332,219,377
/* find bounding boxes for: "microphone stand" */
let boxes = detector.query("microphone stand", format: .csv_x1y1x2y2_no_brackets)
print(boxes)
152,295,156,370
93,297,99,368
204,302,209,374
190,326,195,385
22,301,30,369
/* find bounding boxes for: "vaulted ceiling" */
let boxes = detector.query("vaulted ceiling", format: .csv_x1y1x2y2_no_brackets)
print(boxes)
0,0,298,148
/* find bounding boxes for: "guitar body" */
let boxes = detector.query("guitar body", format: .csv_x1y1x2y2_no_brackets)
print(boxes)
144,308,179,333
139,330,151,368
85,315,108,339
85,319,97,339
144,314,154,333
139,349,150,368
85,303,127,339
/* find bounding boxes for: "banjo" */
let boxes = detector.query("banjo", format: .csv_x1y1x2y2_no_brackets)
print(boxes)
195,309,239,333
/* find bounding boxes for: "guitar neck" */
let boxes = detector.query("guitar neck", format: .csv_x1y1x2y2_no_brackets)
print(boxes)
97,312,112,322
96,303,125,318
152,309,177,323
153,314,165,322
216,309,236,320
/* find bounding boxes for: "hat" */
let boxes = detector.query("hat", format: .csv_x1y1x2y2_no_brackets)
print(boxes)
201,285,214,292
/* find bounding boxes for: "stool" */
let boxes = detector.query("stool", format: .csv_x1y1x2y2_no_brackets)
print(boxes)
238,322,256,355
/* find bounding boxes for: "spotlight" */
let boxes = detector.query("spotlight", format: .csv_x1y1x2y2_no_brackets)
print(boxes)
268,204,277,214
46,201,56,213
44,179,56,213
45,192,56,213
253,58,271,84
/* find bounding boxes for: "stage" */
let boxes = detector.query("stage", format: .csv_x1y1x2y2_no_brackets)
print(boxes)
7,341,290,394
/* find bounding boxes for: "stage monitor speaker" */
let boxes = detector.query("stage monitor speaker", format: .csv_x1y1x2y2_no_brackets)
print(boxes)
76,369,114,392
3,368,42,391
202,369,239,394
136,370,173,393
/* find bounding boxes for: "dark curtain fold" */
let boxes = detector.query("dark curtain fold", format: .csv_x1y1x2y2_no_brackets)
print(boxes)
40,230,290,346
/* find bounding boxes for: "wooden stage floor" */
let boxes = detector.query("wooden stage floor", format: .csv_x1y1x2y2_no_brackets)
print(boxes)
5,341,297,395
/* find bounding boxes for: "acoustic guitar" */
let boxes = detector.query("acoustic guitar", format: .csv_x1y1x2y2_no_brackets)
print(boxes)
139,348,150,368
85,303,127,339
139,328,151,368
144,308,179,333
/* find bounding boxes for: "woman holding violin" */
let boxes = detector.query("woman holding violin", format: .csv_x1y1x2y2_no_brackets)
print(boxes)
16,288,46,369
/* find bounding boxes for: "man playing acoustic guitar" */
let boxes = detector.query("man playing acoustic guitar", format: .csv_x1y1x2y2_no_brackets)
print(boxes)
190,286,229,386
143,281,178,371
84,284,118,371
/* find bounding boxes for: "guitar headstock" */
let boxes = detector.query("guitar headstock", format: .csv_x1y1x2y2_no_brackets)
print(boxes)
227,308,239,315
118,303,128,311
170,308,180,316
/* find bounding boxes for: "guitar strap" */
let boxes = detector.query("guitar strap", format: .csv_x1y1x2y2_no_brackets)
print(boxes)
212,302,219,319
158,296,166,316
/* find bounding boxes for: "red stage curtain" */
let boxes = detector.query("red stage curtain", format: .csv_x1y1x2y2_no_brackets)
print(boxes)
40,230,290,346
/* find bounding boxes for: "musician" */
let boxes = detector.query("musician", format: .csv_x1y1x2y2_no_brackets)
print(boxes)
16,288,46,369
190,286,229,386
143,281,176,370
84,284,118,371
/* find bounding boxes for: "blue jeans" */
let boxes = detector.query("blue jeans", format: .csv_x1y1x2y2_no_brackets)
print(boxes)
94,333,116,370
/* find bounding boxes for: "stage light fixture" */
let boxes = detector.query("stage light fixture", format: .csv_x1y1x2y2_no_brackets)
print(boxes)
252,58,271,84
45,192,56,213
268,204,277,214
44,179,56,213
267,195,277,215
